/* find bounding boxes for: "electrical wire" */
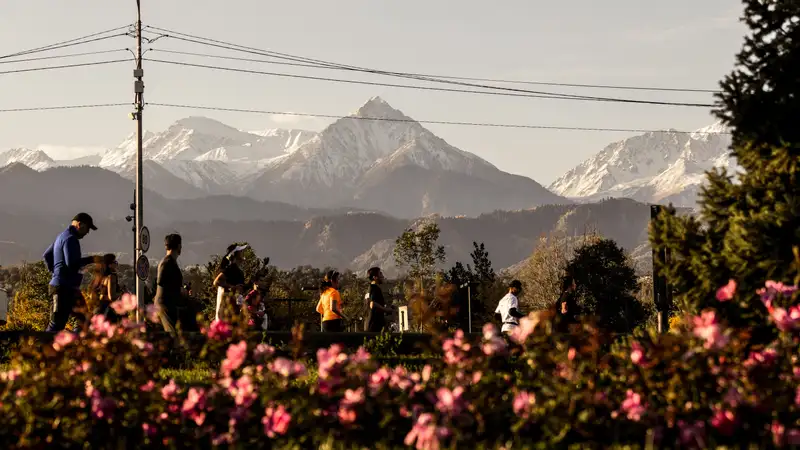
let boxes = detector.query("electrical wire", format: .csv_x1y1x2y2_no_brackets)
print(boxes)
144,25,719,100
0,25,132,60
0,49,129,65
0,59,132,76
0,103,130,113
147,102,730,135
145,58,715,108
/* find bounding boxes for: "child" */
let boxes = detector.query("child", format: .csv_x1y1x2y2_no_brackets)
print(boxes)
243,279,269,330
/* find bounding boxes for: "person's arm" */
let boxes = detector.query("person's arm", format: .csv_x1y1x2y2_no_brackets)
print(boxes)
508,296,525,318
64,236,83,272
332,292,347,320
213,272,229,289
107,274,119,301
43,243,55,272
315,298,324,315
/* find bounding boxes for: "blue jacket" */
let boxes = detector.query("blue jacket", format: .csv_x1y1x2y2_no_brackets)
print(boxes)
43,226,93,289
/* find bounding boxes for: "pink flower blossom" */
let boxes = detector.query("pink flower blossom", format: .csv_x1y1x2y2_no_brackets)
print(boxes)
229,375,257,408
388,366,413,391
89,315,117,338
221,341,248,376
442,330,471,366
691,310,729,350
568,347,577,361
795,386,800,407
205,320,232,340
513,391,535,418
52,331,76,351
110,293,138,315
145,304,161,323
630,341,647,366
745,348,778,367
481,336,506,356
0,368,20,382
161,379,179,401
181,387,207,426
768,306,800,332
140,380,156,392
253,343,275,361
404,413,450,450
132,339,153,354
351,347,371,365
710,408,737,436
509,313,539,345
620,390,646,422
422,365,432,382
724,387,742,407
482,323,498,340
269,357,307,378
262,404,291,438
716,279,737,302
142,422,156,437
435,387,465,416
368,367,391,393
317,344,348,380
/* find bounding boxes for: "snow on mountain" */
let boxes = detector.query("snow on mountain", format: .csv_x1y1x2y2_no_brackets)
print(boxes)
549,121,734,207
160,159,238,194
0,148,56,171
245,128,317,154
251,96,497,190
37,145,106,161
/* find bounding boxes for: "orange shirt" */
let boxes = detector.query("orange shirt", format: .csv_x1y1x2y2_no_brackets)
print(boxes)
316,288,343,322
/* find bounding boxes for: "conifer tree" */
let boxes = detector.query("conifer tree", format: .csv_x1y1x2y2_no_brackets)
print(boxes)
650,0,800,329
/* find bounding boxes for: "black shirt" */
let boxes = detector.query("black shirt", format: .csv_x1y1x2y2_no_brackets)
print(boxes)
155,255,183,307
222,263,245,289
365,283,387,332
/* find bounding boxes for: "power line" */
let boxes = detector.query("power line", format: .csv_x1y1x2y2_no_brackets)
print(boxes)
0,25,132,60
144,25,719,98
0,49,129,65
0,103,130,113
147,102,730,135
145,58,715,108
0,59,132,76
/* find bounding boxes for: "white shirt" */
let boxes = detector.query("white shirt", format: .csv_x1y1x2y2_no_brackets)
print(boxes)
495,292,519,332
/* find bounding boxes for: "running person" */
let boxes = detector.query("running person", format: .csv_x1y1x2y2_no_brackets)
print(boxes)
494,280,525,335
364,267,393,332
316,270,347,332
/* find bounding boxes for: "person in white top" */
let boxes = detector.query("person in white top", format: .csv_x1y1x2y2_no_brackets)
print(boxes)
494,280,525,334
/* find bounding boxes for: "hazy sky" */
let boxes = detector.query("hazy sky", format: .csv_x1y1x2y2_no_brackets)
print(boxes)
0,0,746,184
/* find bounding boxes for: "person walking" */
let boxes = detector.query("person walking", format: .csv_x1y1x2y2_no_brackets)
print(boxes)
364,267,394,332
213,244,247,322
316,270,347,332
90,254,121,322
153,234,186,333
42,212,98,332
494,280,525,335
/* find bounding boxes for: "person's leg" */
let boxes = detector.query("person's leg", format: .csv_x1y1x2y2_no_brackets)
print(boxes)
158,302,177,334
45,286,76,332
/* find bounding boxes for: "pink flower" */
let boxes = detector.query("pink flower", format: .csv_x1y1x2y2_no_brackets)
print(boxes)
481,336,506,356
110,293,138,315
482,323,498,340
52,331,76,351
229,375,257,407
509,314,539,345
422,365,432,382
145,304,161,323
795,386,800,407
568,347,577,361
181,387,208,426
317,344,348,380
769,306,800,332
513,391,535,418
758,281,798,309
716,279,737,302
630,341,647,366
710,408,737,436
253,343,275,361
221,341,248,376
368,367,391,393
132,339,153,354
262,404,291,438
691,310,729,350
139,380,156,392
0,368,20,382
388,366,413,391
745,348,778,367
724,387,742,407
269,357,306,378
161,379,179,401
89,315,117,338
442,330,471,366
620,390,646,422
404,413,450,450
435,386,465,416
341,387,365,407
205,320,232,340
351,347,371,365
142,422,156,437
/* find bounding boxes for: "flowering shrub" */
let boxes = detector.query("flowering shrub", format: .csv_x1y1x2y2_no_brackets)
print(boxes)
0,281,798,448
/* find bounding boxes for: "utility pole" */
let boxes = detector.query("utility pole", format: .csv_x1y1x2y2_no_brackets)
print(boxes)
133,0,145,322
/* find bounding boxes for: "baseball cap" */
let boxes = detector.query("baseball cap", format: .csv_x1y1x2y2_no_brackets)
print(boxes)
73,212,97,230
508,280,523,290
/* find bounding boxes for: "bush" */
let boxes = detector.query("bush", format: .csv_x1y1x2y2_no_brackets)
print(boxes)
0,278,798,448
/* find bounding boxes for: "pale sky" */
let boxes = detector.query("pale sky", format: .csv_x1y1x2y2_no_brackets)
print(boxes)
0,0,746,184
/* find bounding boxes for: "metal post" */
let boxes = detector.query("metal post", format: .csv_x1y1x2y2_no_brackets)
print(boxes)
133,0,145,322
467,285,472,333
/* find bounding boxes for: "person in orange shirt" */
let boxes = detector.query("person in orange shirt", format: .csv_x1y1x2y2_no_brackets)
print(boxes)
316,270,348,332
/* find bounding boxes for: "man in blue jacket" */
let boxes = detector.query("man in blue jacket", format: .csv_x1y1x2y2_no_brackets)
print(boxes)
43,212,98,332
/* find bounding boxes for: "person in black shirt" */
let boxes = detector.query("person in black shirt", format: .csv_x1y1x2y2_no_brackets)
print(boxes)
154,234,185,333
364,267,394,332
213,244,247,322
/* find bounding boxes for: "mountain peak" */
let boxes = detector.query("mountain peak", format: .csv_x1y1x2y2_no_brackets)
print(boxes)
352,96,408,120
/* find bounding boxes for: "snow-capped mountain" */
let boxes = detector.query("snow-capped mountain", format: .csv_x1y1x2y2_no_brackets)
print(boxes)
549,121,734,207
246,96,565,215
0,148,55,171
